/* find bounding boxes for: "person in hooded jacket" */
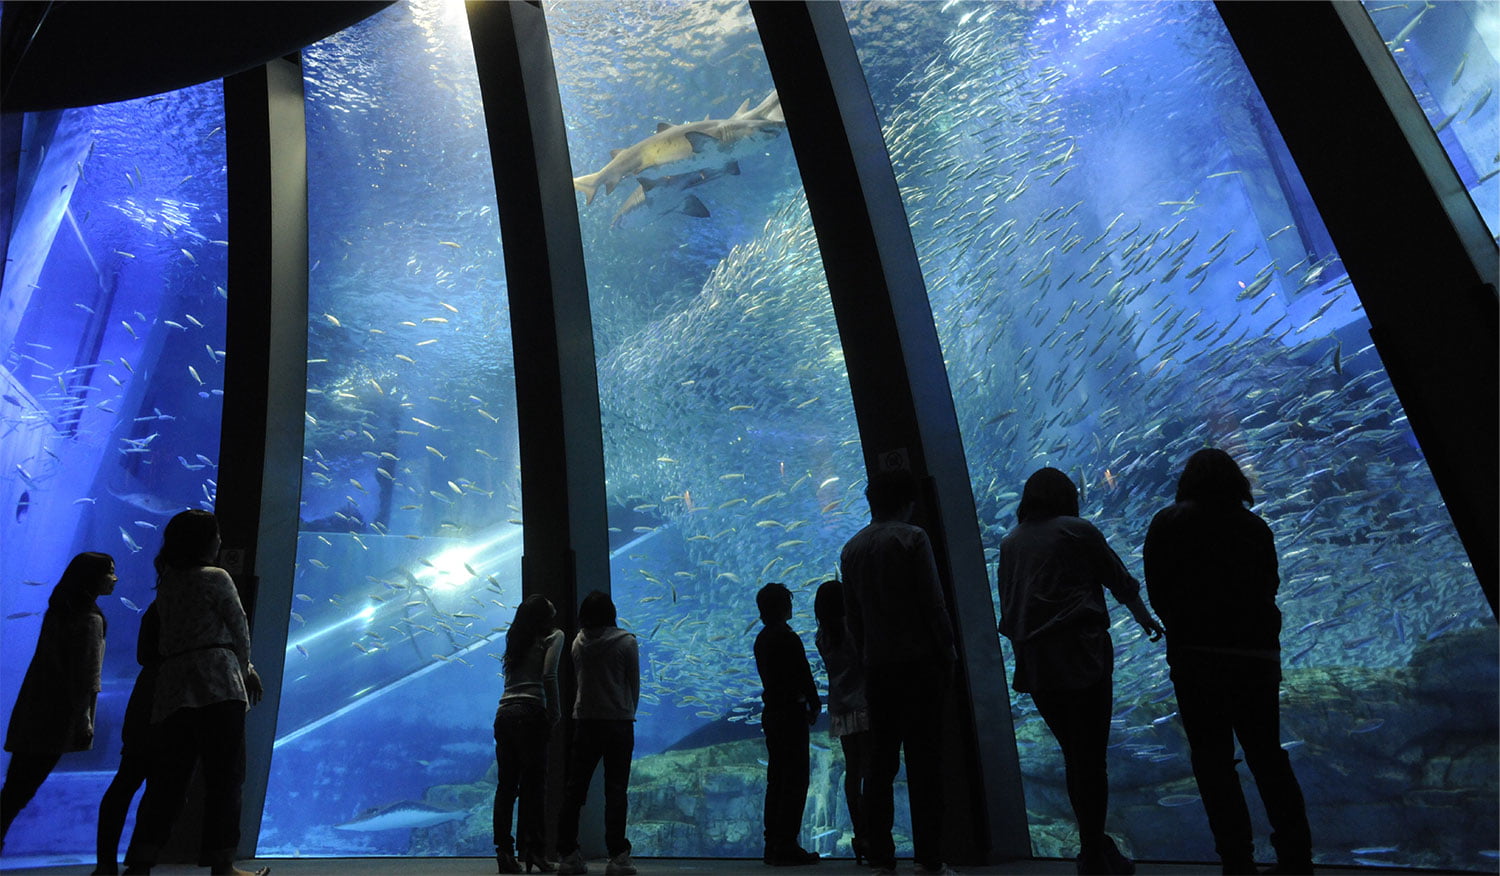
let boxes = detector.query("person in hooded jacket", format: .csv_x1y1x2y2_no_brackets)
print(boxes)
556,591,640,876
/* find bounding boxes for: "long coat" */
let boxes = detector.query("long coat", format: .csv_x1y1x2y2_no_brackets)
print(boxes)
5,605,106,754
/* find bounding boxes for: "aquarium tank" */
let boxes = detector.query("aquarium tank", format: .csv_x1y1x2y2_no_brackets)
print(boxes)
0,81,229,865
841,0,1497,870
1,0,1495,872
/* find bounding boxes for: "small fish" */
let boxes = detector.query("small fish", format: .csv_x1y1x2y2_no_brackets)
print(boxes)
1157,794,1201,807
120,597,143,612
188,365,203,385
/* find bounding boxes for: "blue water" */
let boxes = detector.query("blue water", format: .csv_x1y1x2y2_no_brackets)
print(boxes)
2,0,1494,871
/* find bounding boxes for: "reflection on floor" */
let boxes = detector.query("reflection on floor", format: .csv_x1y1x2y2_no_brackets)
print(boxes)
0,858,1446,875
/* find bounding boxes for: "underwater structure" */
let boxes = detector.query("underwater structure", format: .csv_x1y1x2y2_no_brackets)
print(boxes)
0,0,1495,871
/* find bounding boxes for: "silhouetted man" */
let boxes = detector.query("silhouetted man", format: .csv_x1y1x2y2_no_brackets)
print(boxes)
840,469,955,876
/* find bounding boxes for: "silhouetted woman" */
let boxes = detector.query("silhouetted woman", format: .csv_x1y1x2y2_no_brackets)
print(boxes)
1,552,115,848
123,509,265,876
1145,449,1313,875
94,601,159,875
814,580,870,865
997,468,1162,875
494,594,563,874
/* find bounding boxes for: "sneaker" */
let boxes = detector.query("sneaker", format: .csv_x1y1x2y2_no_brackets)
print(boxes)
605,853,637,876
557,850,588,875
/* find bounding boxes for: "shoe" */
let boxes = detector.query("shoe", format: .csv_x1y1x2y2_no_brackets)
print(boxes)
770,846,821,866
525,851,557,873
497,850,523,874
557,850,588,875
916,865,956,874
92,867,120,876
871,867,898,876
605,852,637,875
1220,862,1258,875
850,837,867,867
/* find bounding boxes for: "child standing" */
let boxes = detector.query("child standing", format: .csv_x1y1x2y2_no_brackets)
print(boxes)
754,582,821,867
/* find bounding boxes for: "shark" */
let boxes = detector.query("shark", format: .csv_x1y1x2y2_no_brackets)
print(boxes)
573,91,784,206
333,799,470,831
609,163,739,228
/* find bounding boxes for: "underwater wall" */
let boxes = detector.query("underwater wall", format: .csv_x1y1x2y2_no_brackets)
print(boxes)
1,0,1495,872
0,82,230,861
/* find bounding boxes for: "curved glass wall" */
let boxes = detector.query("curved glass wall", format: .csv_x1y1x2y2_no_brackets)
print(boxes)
844,1,1496,871
546,0,879,859
1362,0,1500,237
257,0,523,857
0,83,229,864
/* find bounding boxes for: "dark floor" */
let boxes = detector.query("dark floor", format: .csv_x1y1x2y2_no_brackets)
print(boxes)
0,857,1452,876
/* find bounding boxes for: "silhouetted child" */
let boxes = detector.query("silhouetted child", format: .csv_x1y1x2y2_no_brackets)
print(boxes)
1,552,115,851
814,580,870,864
754,582,820,867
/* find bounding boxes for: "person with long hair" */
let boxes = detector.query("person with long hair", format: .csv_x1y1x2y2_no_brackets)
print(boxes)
814,580,870,865
122,509,265,876
1145,449,1313,875
494,594,564,874
556,590,640,876
997,468,1162,875
1,551,115,849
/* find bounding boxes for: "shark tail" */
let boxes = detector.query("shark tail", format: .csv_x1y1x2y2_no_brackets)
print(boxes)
573,173,602,205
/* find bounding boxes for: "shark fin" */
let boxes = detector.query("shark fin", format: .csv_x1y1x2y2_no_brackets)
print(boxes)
572,175,599,206
656,122,674,133
725,161,741,176
680,195,710,219
610,148,625,159
732,98,751,118
638,176,663,192
765,104,784,123
684,130,719,152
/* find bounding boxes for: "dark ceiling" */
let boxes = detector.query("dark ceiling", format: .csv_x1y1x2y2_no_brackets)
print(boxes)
1,1,394,113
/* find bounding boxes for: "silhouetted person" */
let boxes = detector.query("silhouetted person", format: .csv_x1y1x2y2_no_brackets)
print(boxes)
1,552,115,850
840,469,955,876
123,510,265,876
1145,448,1313,875
754,582,820,867
814,580,870,865
557,590,640,876
494,594,563,874
94,602,160,875
997,468,1163,875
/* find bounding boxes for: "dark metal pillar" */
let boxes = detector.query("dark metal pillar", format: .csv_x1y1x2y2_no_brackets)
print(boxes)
750,1,1031,863
465,0,610,855
221,56,309,855
1217,1,1499,615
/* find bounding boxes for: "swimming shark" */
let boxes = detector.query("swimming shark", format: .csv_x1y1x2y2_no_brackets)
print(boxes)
609,163,739,228
333,799,470,831
573,91,784,206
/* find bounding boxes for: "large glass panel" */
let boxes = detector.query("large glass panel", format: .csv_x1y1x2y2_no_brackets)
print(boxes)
845,2,1496,871
257,0,523,857
1362,0,1500,237
546,1,875,859
0,83,228,865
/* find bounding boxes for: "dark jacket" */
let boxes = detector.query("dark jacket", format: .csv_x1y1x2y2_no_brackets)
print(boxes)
755,620,819,715
1145,499,1282,681
5,588,106,754
571,626,640,721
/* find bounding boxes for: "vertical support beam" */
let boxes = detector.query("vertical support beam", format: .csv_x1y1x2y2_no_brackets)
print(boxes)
466,0,610,852
1216,1,1498,614
750,1,1030,863
221,57,309,855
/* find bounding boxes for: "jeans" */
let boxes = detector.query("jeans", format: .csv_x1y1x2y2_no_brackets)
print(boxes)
761,704,810,855
1174,667,1312,867
865,658,950,870
494,700,550,856
1030,676,1113,855
556,719,634,857
124,699,246,867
